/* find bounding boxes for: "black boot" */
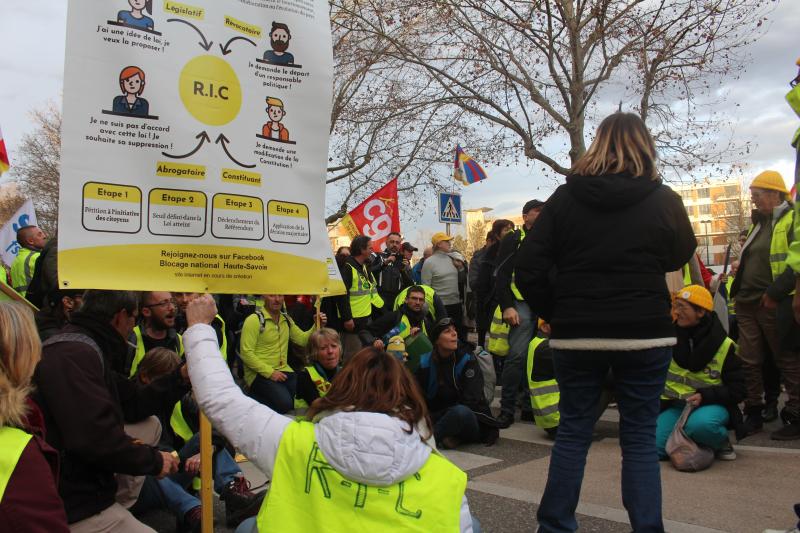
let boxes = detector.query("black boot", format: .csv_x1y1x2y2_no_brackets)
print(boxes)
771,409,800,441
738,406,763,439
763,402,779,423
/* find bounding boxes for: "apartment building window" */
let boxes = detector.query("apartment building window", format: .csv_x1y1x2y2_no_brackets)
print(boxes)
698,188,710,199
699,204,711,215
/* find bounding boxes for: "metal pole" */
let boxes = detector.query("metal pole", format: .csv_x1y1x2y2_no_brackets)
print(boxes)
199,412,214,533
446,222,451,237
705,223,711,265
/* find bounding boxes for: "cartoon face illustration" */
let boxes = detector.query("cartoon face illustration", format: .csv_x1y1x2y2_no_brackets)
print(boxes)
270,23,291,52
267,104,285,122
120,67,146,96
129,0,148,10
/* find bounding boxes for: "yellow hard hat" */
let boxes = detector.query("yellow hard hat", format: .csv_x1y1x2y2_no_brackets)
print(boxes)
750,170,788,195
675,285,713,312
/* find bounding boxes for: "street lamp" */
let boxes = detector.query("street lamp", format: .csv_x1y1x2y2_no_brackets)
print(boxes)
701,219,712,265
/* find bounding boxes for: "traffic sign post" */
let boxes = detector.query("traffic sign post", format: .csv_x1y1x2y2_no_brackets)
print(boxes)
438,193,462,236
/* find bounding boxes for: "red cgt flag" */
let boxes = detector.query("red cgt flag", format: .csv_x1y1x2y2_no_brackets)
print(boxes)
340,178,400,251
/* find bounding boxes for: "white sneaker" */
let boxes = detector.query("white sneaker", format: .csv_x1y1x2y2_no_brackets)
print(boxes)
762,528,799,533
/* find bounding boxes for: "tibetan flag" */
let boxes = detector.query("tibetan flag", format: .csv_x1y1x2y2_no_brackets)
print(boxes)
0,125,9,176
453,144,487,185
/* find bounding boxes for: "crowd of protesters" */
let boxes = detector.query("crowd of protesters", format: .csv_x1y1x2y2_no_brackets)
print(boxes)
2,109,800,533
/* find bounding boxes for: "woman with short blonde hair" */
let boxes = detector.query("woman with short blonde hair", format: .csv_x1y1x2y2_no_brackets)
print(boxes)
0,302,69,531
515,112,697,532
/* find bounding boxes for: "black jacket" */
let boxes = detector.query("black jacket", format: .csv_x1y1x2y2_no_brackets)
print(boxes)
475,241,502,314
664,313,746,432
514,173,696,341
414,349,500,445
495,229,526,312
376,250,414,303
32,313,190,523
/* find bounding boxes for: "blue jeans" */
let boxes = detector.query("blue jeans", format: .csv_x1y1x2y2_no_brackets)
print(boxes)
537,346,671,533
500,301,536,416
434,404,480,445
134,475,199,519
656,404,729,458
250,372,297,414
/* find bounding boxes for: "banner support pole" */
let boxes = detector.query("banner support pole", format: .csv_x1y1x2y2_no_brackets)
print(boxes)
200,412,214,533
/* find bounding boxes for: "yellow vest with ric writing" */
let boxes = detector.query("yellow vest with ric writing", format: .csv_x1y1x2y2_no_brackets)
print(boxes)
256,421,466,532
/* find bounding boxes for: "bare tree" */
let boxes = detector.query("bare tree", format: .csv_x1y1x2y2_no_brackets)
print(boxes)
334,0,772,180
325,2,474,224
9,102,61,234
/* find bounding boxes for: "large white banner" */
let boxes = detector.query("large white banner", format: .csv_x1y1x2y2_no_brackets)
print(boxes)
0,199,38,267
58,0,333,294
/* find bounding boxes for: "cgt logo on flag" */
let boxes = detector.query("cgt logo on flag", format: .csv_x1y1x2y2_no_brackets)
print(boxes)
340,178,400,251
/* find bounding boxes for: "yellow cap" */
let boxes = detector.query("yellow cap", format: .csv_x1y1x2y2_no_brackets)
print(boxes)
431,232,454,246
750,170,788,195
675,285,714,312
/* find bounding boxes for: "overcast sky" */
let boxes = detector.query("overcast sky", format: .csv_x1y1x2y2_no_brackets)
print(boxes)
1,1,799,244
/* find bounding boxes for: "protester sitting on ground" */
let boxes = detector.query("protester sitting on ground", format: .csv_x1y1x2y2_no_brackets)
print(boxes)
183,295,479,533
239,294,325,414
414,318,500,449
360,285,436,348
33,290,187,530
132,347,263,530
392,284,446,321
514,112,696,532
129,291,183,377
173,292,229,360
295,328,342,408
35,289,84,340
0,302,69,532
657,285,746,462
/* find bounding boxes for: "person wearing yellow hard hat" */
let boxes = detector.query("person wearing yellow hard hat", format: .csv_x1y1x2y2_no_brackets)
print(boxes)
657,286,745,464
730,170,800,441
422,232,466,341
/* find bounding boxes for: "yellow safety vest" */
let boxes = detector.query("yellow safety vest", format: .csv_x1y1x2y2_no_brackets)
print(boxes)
0,426,33,503
214,314,228,360
510,228,526,300
347,263,384,319
170,401,194,444
725,276,735,316
662,337,734,400
256,421,466,533
768,209,794,281
397,314,428,340
682,264,693,286
10,248,39,295
526,337,560,429
129,326,184,378
294,365,334,410
393,285,437,320
487,305,510,356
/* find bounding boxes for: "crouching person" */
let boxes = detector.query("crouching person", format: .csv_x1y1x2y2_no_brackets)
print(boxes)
295,328,342,409
657,285,746,461
415,318,500,449
183,295,480,533
33,290,188,532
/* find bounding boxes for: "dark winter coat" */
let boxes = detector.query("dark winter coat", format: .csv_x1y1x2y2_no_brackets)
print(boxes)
414,349,500,445
514,173,697,343
32,312,190,523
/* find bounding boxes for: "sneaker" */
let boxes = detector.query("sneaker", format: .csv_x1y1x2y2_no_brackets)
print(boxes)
771,423,800,441
763,402,779,423
496,412,514,429
715,438,736,461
